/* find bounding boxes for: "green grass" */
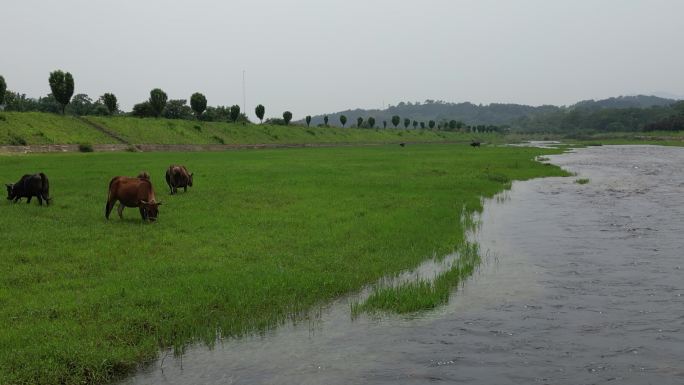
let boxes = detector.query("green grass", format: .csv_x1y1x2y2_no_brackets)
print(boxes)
351,242,481,315
0,144,568,385
0,112,113,145
0,112,502,146
575,178,590,184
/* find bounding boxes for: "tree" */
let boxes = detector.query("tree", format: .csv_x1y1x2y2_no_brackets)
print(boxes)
229,105,241,122
413,120,418,129
324,116,329,126
305,115,311,126
404,118,410,129
368,117,375,128
163,99,194,119
429,120,436,129
48,70,75,114
101,93,118,115
190,92,207,118
255,104,265,123
391,115,400,128
339,115,347,127
132,101,155,117
68,94,93,115
357,117,363,128
148,88,168,117
283,111,292,125
420,122,425,129
0,75,6,106
383,120,387,128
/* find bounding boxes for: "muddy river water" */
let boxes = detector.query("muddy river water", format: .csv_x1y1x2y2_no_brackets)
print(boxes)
122,145,684,385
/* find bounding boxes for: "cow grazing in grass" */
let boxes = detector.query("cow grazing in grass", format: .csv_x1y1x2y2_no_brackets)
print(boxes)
470,140,481,147
165,165,193,194
105,176,161,221
6,173,51,206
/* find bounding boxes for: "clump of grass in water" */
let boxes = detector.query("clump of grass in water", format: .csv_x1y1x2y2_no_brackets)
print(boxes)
575,178,590,184
351,242,481,315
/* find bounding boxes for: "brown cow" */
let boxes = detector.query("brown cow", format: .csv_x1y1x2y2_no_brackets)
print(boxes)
105,176,161,221
165,165,193,195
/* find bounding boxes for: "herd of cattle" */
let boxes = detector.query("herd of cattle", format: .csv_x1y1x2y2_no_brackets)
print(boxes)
5,164,193,222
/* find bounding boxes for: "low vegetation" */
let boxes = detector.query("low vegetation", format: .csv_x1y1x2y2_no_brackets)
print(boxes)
0,144,567,384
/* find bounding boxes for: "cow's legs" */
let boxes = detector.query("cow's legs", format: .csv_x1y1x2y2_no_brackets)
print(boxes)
26,196,32,204
13,197,20,203
117,203,125,219
37,195,43,206
42,193,50,206
105,199,116,219
184,186,187,192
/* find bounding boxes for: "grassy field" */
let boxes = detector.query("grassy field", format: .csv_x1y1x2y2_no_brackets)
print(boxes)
0,112,501,146
0,144,567,385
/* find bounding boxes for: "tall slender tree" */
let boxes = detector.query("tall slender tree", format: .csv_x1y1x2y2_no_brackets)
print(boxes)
429,120,436,129
148,88,168,117
391,115,400,128
283,111,293,125
229,105,241,122
383,121,387,129
190,92,207,118
0,75,6,106
339,115,347,127
324,116,329,126
368,117,375,128
101,93,118,115
403,118,410,128
413,120,418,129
48,70,75,114
255,104,265,123
357,117,363,128
305,115,311,126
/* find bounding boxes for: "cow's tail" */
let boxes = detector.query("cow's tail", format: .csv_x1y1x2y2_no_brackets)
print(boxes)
39,172,51,203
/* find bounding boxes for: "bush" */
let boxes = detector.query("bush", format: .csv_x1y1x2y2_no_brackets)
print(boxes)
212,135,225,144
78,143,94,152
9,134,27,146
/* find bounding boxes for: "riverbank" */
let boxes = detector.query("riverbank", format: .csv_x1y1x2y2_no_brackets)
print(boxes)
0,144,568,385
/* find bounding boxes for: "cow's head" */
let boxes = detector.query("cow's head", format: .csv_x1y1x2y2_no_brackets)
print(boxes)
140,200,162,222
188,173,194,187
6,184,15,200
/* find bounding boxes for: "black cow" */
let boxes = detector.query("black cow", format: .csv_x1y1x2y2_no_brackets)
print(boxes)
6,173,51,206
470,140,481,147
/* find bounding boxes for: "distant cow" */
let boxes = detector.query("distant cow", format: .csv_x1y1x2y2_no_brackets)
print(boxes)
399,142,406,147
6,173,51,206
165,165,193,194
470,140,481,147
105,176,161,221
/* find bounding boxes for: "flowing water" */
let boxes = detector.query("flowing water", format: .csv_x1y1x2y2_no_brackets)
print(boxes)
122,145,684,385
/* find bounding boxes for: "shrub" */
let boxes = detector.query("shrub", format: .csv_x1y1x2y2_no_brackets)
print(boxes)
212,135,225,144
78,143,94,152
9,134,27,146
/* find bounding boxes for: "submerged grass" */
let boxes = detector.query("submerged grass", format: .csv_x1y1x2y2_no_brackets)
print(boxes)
575,178,590,184
0,144,568,385
351,242,481,315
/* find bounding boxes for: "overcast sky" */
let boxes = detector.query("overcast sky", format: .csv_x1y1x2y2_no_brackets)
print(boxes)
3,0,684,119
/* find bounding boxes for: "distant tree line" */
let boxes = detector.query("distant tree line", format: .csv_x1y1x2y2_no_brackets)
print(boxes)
3,71,683,133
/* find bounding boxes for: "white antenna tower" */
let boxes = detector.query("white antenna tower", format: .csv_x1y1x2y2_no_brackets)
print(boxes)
242,70,246,117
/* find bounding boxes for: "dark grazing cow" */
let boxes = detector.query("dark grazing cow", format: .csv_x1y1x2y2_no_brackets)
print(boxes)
470,140,481,147
6,173,51,206
105,176,161,221
165,165,193,194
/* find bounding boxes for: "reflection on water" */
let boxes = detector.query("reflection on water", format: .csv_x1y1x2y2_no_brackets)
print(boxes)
122,145,684,385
